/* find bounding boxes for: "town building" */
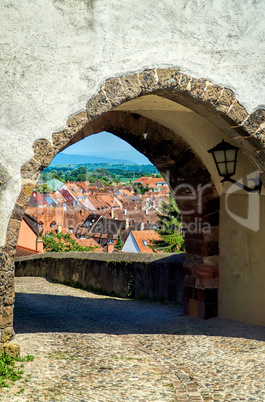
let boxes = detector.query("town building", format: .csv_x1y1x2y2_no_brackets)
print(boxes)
122,230,163,253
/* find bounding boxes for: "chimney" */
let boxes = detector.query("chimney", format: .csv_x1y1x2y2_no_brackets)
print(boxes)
107,243,114,253
57,225,62,233
140,222,144,231
125,218,129,229
124,209,127,216
145,209,149,215
111,208,115,219
36,237,44,253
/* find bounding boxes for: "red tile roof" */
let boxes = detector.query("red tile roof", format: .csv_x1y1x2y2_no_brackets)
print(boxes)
25,206,86,236
32,192,48,206
15,246,40,258
64,183,84,199
134,177,169,190
130,230,163,253
75,238,102,252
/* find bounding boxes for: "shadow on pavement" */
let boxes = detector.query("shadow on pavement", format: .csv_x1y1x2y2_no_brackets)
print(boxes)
14,288,265,342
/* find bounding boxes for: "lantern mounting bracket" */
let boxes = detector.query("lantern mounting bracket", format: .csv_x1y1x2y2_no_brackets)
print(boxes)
220,176,261,194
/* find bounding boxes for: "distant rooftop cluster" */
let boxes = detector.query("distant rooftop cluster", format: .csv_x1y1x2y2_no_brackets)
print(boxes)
17,177,170,256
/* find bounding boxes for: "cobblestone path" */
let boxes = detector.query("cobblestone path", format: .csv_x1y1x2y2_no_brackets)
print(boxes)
1,277,264,401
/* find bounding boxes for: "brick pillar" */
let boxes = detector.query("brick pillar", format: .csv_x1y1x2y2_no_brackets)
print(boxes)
180,191,219,319
182,213,219,319
183,258,219,319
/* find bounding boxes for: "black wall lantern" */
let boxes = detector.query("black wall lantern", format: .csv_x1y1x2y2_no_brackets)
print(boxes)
208,140,261,194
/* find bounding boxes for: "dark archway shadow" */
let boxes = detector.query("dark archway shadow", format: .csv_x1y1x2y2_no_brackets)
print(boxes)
14,279,265,342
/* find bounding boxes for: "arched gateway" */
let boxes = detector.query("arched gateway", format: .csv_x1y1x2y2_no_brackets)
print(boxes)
2,68,265,342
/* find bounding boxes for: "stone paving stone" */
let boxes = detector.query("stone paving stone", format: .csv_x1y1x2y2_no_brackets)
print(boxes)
0,277,263,401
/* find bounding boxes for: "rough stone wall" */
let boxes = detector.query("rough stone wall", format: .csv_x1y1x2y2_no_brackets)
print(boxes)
15,252,185,304
0,248,15,342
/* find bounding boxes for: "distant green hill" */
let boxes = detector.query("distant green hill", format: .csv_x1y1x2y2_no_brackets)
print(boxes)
44,163,159,174
50,153,135,165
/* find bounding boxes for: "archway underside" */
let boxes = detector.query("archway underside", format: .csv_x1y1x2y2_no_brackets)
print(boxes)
2,68,265,340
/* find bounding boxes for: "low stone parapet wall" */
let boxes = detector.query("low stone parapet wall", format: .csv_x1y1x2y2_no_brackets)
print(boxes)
15,252,185,303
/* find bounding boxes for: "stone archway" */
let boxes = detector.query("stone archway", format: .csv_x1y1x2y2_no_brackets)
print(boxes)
3,68,265,341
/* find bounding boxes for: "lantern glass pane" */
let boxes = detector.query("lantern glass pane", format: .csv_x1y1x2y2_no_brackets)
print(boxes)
218,162,227,175
227,162,236,175
214,150,225,163
226,149,237,162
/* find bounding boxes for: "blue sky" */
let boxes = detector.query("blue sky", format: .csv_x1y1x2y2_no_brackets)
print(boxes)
62,131,151,164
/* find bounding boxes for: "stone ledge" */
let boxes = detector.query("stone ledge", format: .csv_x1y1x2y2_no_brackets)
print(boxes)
15,251,186,264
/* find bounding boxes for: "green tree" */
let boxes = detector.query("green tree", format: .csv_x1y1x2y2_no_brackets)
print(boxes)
151,195,185,253
89,176,96,184
42,232,99,252
76,173,86,182
95,168,109,176
35,184,53,194
115,231,124,250
52,173,62,180
133,182,149,194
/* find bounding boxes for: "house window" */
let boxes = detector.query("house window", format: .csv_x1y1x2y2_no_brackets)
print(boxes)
50,221,56,229
38,222,43,230
69,228,74,233
143,240,148,246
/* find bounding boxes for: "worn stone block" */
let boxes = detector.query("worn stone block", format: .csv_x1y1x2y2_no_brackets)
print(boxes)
87,87,112,119
0,327,14,343
33,139,57,168
53,112,88,149
243,108,265,134
185,239,219,256
5,219,21,248
10,204,25,222
178,73,192,93
20,158,42,180
67,111,88,132
218,88,236,106
203,84,223,104
4,286,15,306
184,290,218,319
0,306,13,328
184,274,196,287
52,129,74,149
193,265,219,279
156,68,181,88
227,102,249,125
120,74,142,100
187,298,199,317
104,77,127,108
15,184,36,208
197,277,219,289
138,69,159,94
189,78,209,100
